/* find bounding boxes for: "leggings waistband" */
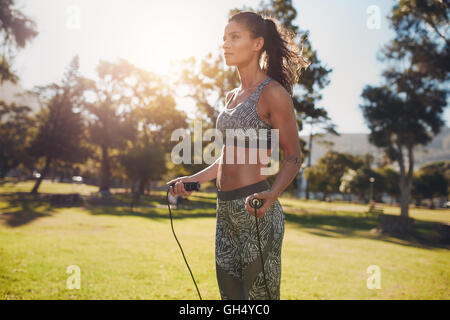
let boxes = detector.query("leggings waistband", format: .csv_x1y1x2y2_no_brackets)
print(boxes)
217,179,271,201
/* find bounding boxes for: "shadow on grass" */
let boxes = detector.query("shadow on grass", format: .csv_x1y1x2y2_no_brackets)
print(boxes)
2,191,448,250
85,190,217,219
0,179,16,186
85,201,216,221
282,208,449,250
86,197,448,250
0,193,55,227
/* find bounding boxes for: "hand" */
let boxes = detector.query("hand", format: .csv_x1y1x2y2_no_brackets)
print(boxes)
245,189,278,218
166,176,196,197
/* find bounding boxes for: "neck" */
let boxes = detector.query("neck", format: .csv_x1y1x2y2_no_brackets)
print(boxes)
237,63,267,89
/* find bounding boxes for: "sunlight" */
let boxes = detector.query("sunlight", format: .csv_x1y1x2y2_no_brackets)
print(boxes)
115,1,210,77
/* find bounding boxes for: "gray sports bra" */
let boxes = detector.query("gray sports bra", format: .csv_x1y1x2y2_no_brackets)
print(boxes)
216,77,274,149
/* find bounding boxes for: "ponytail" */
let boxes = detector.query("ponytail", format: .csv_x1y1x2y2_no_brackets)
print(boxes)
229,11,311,96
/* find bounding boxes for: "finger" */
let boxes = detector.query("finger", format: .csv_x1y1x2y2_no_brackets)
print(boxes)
180,182,186,196
248,204,257,217
245,196,251,207
168,179,178,187
259,204,270,218
178,181,185,194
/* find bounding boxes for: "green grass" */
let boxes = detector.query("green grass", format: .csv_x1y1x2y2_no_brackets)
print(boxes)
0,179,449,299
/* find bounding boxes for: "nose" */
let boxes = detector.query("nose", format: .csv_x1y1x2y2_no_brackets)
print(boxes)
222,39,230,51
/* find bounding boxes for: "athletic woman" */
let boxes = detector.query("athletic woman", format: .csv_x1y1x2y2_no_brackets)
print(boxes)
167,10,310,300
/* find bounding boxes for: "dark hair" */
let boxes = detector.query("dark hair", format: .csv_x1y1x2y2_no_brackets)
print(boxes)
228,11,310,96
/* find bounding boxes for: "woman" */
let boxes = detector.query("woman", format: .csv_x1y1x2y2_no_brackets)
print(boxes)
167,11,310,300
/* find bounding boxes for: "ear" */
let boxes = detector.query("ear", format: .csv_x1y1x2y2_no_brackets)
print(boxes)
254,36,264,51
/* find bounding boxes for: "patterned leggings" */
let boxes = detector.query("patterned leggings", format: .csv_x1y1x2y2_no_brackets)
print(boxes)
215,179,285,300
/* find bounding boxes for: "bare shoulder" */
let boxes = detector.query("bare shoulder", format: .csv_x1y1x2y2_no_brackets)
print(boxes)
260,80,294,114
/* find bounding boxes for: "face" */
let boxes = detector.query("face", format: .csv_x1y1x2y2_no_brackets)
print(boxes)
222,20,264,67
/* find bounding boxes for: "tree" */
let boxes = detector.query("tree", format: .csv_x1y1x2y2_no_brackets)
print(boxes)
389,0,449,81
378,167,401,204
304,150,363,200
419,160,450,193
412,161,450,208
412,170,448,208
122,65,188,197
303,164,327,199
0,101,35,178
0,0,38,84
350,167,386,203
359,1,449,219
27,56,92,194
81,59,139,194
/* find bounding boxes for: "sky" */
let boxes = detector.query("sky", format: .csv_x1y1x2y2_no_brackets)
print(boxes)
11,0,450,134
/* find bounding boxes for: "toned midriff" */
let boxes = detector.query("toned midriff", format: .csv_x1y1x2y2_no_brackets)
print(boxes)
216,145,273,191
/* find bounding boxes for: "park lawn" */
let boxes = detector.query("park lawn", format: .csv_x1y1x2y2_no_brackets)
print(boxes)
0,180,449,299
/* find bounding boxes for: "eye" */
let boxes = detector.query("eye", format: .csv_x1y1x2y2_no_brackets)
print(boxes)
223,35,239,42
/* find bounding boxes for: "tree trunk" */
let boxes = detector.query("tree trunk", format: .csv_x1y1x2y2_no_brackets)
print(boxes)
399,176,411,217
147,180,152,195
379,213,415,238
31,156,52,194
399,144,414,218
138,178,147,197
99,145,110,194
381,143,416,236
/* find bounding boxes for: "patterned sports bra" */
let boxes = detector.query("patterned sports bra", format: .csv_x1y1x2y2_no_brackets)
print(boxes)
216,77,274,149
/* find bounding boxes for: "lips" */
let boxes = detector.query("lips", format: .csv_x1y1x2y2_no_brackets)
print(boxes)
224,53,233,57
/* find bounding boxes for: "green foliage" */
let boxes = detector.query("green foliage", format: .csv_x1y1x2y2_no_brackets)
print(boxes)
304,151,364,198
412,161,450,200
0,0,38,84
389,0,449,81
26,56,92,193
359,0,449,217
0,101,35,177
377,167,401,200
350,167,386,201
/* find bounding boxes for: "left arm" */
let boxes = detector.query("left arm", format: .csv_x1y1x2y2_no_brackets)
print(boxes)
245,84,303,217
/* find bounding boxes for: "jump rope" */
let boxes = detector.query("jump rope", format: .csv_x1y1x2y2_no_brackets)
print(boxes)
167,181,271,300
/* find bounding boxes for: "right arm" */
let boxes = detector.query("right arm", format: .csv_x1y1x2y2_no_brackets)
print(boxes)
189,156,221,184
166,154,221,196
